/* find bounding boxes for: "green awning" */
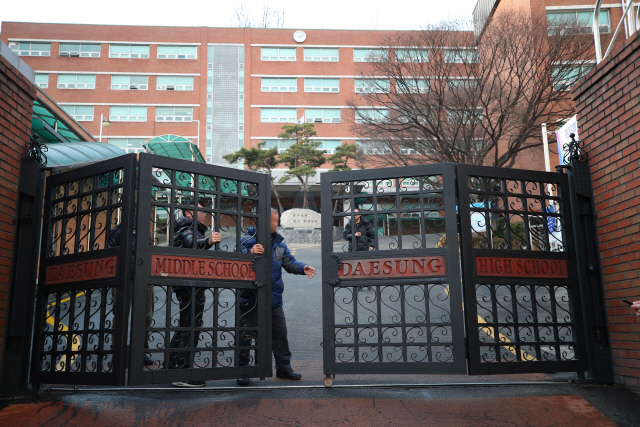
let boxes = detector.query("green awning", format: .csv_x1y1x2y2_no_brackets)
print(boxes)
144,135,205,163
45,142,127,168
32,100,85,144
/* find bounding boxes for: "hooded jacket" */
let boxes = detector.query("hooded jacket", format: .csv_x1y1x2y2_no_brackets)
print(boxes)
342,216,376,252
173,217,213,250
239,227,306,307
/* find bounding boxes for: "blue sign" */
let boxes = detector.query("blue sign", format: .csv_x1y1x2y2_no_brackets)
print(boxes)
546,206,556,233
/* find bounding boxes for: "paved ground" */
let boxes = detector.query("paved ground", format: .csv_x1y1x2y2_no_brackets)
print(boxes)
3,244,640,426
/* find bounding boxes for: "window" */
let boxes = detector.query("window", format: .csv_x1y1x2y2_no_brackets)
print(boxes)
357,140,391,155
35,74,49,89
261,47,296,61
57,74,96,89
111,75,148,90
59,43,101,58
157,45,197,59
316,140,342,154
396,49,429,62
355,109,389,123
62,105,94,121
109,106,147,121
109,44,150,58
398,79,429,93
547,10,610,35
353,48,387,62
8,41,50,56
304,78,340,93
261,77,297,92
304,48,339,62
446,78,478,90
444,49,478,63
355,79,390,93
448,109,482,124
108,138,146,153
260,108,297,123
552,65,594,91
157,76,194,91
156,107,193,122
261,139,294,153
305,108,341,123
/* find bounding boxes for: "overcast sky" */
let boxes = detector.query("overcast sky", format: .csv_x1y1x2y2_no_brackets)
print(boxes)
0,0,478,32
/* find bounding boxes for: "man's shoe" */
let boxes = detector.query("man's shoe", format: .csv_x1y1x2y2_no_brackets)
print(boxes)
237,375,250,386
143,355,154,366
276,369,302,380
172,381,205,388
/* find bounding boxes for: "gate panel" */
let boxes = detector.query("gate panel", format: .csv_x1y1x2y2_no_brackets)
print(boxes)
321,164,466,375
31,154,137,386
129,154,272,385
457,164,587,375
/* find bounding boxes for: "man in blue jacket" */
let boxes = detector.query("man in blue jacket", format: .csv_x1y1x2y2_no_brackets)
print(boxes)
237,208,316,386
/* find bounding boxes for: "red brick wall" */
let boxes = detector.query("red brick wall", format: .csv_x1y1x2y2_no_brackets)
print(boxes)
0,52,37,373
573,31,640,387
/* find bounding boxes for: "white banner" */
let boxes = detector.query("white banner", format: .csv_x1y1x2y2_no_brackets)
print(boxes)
555,115,578,165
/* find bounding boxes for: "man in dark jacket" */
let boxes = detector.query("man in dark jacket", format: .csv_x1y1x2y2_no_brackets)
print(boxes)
236,208,316,386
343,209,376,252
343,209,376,291
170,198,221,388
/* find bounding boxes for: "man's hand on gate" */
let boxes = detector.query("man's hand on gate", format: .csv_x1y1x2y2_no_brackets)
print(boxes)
355,232,362,237
303,265,316,279
209,232,221,246
251,244,264,254
632,301,640,316
369,247,374,251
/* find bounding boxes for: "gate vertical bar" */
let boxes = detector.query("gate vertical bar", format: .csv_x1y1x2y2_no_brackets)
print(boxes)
559,161,614,383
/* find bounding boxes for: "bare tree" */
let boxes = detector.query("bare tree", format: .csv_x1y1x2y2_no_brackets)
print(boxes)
232,2,285,28
351,11,595,168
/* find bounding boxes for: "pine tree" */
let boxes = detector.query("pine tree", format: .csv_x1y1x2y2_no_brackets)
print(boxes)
223,142,285,213
277,123,325,210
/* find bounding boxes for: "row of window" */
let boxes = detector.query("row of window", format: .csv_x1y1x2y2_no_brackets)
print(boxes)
261,47,477,63
259,108,386,124
260,139,343,154
546,9,610,35
9,42,197,59
62,105,193,122
262,77,437,93
34,74,194,91
8,41,477,64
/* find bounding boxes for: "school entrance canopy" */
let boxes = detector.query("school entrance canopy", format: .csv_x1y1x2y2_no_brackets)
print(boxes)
143,134,205,163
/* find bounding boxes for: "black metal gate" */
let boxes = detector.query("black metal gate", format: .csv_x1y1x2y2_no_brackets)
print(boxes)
458,165,587,375
128,154,272,385
31,154,137,386
321,164,467,375
321,163,588,378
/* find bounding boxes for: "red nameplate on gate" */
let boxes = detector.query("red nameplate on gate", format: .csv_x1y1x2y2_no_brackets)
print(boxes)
151,255,255,281
475,256,568,279
45,256,118,284
337,256,446,279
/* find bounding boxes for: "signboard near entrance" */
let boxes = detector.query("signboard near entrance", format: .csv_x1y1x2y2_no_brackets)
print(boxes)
338,255,446,280
475,256,568,279
150,254,255,281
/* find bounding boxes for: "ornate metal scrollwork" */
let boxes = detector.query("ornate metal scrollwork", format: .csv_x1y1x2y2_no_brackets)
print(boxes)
325,254,342,286
24,134,48,165
252,255,264,287
563,133,587,164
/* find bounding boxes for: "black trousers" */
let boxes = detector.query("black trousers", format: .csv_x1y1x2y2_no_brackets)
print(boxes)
168,287,206,369
238,304,292,372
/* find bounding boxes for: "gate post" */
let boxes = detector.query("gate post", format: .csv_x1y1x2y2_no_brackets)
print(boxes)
0,162,46,396
557,136,614,384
